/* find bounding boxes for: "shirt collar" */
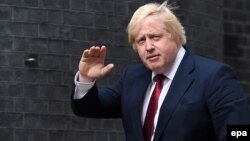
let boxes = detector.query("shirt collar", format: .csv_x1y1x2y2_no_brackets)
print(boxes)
152,46,186,81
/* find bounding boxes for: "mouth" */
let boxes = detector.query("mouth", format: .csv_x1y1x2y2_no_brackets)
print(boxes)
146,54,160,61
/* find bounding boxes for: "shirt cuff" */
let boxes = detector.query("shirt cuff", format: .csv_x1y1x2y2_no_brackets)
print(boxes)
73,71,95,99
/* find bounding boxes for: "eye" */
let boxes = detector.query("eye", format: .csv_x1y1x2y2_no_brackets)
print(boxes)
152,35,161,41
136,37,145,45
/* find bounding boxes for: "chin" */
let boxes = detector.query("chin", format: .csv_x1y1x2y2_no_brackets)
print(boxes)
149,66,162,73
144,62,164,72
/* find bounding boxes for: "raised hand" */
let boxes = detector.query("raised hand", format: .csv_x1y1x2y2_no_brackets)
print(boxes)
78,46,114,82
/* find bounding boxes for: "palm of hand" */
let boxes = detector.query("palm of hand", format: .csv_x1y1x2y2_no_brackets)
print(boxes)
78,46,114,80
79,56,105,79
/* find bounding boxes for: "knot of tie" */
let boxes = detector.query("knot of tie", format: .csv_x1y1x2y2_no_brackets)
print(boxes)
155,74,165,83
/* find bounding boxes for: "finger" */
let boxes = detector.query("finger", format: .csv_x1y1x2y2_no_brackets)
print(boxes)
100,46,106,59
101,64,114,76
89,46,96,57
93,47,101,57
81,49,89,62
83,49,89,58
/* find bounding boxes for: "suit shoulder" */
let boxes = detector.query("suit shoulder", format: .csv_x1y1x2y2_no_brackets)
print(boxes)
194,55,232,71
191,54,238,80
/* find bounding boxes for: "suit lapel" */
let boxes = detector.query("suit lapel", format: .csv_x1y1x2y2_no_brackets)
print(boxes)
153,50,195,141
130,68,151,141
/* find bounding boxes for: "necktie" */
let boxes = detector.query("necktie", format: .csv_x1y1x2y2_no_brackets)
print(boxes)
143,74,165,141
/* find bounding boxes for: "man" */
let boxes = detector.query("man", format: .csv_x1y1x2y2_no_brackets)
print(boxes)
71,2,250,141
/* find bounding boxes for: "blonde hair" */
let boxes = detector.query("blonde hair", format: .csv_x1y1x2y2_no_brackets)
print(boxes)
127,2,186,50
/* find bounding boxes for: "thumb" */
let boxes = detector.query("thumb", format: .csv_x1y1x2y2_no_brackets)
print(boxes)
100,64,114,76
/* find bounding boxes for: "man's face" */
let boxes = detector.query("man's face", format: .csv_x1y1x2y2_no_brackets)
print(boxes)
134,15,180,73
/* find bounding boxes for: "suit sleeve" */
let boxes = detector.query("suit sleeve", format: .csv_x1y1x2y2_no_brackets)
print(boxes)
71,71,125,118
206,65,250,140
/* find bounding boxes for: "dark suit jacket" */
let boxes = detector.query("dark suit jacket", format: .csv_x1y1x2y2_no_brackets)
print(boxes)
71,49,250,141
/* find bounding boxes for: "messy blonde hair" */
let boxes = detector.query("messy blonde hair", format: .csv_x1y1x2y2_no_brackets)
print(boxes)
127,1,186,50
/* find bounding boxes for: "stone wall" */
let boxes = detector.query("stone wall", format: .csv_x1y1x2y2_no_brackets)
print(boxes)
1,0,247,141
224,0,250,96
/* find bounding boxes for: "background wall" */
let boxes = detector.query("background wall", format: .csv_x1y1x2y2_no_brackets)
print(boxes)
224,0,250,96
0,0,248,141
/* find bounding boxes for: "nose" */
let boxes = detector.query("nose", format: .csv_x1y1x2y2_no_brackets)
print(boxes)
145,38,154,51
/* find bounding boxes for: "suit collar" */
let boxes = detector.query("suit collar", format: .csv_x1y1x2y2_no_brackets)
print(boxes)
153,49,195,141
129,66,151,141
167,47,186,80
